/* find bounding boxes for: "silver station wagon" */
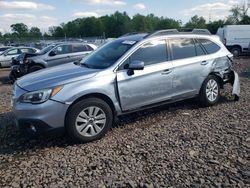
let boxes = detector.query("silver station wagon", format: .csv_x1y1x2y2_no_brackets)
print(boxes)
12,29,240,142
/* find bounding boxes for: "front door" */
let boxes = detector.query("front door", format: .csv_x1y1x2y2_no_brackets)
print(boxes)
117,39,173,111
46,44,72,67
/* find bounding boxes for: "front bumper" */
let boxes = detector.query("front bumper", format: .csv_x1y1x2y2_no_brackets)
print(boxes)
13,99,69,134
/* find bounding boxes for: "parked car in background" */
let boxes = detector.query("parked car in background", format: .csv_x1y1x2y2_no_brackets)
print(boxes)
216,25,250,57
12,29,240,143
9,42,97,81
0,46,12,55
0,47,39,68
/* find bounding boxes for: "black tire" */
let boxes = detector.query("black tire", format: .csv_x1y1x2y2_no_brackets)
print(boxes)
199,75,220,107
231,47,241,57
28,65,43,73
65,98,113,143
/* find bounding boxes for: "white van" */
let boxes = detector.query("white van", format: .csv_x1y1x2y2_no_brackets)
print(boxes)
216,25,250,56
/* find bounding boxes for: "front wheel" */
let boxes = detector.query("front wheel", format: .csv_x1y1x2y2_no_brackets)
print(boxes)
199,75,220,107
66,98,113,143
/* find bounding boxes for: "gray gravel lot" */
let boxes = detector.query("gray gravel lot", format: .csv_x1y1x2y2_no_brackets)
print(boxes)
0,59,250,187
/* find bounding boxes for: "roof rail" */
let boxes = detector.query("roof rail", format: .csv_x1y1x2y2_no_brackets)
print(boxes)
145,28,211,38
192,29,211,35
145,29,179,38
119,32,146,38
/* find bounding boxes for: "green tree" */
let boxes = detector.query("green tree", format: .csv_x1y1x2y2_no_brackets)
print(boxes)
29,27,42,38
10,23,28,37
185,15,207,29
156,17,181,30
79,17,104,37
49,26,65,37
226,4,250,24
206,20,225,34
131,14,153,32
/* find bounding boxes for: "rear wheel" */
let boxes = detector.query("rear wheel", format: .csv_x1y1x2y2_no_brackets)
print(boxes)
199,75,220,107
28,65,43,73
66,98,113,143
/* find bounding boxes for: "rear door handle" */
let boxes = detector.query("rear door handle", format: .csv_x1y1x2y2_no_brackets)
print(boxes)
201,60,208,65
161,69,172,75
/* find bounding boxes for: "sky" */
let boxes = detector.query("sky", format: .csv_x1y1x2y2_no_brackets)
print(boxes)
0,0,247,33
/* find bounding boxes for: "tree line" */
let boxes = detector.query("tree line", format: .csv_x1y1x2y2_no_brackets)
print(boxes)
0,4,249,41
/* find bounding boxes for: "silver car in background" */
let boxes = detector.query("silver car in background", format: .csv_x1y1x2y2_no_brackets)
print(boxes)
9,42,97,79
12,29,240,142
0,47,39,68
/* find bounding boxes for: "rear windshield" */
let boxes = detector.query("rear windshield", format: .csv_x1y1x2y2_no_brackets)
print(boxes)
81,40,137,69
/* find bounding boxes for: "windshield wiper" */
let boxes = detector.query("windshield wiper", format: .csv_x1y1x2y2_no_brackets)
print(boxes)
81,63,91,68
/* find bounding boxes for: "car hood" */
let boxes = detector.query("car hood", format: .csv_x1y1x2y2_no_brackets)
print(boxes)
17,63,99,91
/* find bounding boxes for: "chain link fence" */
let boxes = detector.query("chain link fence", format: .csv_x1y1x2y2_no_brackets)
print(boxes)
0,36,108,49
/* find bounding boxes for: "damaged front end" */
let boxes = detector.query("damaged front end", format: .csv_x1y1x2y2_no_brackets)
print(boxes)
211,54,240,101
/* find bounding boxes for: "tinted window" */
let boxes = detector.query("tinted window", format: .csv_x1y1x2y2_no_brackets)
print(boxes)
86,45,93,51
20,48,30,53
72,44,87,52
198,39,220,54
54,45,72,55
194,40,206,56
29,48,36,53
130,40,167,66
7,49,19,55
170,38,196,60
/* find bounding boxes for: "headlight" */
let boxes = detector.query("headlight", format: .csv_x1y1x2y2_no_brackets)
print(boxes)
19,86,63,104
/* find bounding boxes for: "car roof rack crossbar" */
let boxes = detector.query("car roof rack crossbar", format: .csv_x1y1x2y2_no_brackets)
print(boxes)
145,28,211,38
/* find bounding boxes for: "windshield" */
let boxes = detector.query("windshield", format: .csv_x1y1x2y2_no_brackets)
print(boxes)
38,44,56,55
81,40,137,69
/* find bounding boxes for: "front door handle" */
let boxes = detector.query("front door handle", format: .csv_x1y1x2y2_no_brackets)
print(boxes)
161,69,172,75
201,60,208,65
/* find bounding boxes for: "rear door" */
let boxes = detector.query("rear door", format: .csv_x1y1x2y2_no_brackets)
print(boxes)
46,44,73,67
169,37,211,98
117,39,174,111
71,44,92,62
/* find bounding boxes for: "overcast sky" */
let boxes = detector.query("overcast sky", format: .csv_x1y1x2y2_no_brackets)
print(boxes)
0,0,245,33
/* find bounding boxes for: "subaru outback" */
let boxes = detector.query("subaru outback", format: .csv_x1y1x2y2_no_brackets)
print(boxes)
12,29,240,142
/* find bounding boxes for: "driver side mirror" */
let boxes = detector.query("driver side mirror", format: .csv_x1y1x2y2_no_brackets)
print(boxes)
49,51,57,56
127,60,144,76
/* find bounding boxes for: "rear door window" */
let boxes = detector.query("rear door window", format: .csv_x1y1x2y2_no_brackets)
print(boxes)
72,44,88,52
170,38,196,60
198,39,220,54
20,48,30,53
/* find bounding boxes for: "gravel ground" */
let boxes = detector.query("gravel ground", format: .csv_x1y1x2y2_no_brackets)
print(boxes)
0,58,250,187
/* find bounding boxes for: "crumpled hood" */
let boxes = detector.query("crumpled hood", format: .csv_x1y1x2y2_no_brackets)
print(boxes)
17,63,98,91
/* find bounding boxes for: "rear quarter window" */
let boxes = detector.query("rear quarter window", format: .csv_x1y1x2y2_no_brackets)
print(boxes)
198,39,220,54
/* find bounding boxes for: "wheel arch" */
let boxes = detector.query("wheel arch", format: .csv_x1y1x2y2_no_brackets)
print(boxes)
29,61,46,69
208,72,224,88
65,93,116,124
